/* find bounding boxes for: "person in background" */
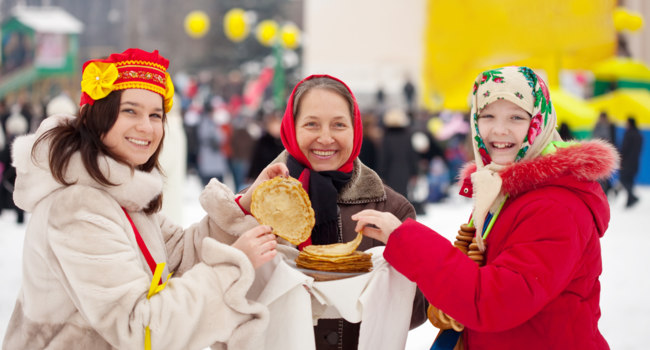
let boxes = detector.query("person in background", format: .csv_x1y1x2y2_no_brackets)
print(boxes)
3,48,283,350
403,77,416,113
229,114,256,191
379,108,419,200
592,111,618,196
196,99,228,186
619,116,643,208
247,109,284,181
592,111,616,145
0,99,6,185
236,75,428,349
358,112,379,171
353,66,616,349
558,121,573,140
0,104,29,223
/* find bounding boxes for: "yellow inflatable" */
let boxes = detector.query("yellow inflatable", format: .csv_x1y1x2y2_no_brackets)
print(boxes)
551,88,598,132
422,0,617,112
589,89,650,128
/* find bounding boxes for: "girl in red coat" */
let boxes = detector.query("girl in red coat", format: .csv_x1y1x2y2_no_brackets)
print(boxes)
352,66,617,349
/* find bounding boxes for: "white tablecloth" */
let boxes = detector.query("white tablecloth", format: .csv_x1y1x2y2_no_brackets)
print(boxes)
247,245,417,350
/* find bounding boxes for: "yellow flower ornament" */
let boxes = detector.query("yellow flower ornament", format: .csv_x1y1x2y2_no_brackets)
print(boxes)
81,62,119,101
163,72,174,113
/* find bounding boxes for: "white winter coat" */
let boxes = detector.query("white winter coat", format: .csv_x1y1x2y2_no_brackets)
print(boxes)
3,115,268,350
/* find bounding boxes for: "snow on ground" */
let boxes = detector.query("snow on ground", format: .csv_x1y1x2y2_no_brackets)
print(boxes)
1,175,648,349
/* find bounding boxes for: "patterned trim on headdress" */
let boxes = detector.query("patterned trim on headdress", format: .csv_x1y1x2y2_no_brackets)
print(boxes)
80,48,174,113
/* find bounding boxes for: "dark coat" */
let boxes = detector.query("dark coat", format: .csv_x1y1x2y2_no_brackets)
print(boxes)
619,126,643,183
247,133,284,180
379,127,419,198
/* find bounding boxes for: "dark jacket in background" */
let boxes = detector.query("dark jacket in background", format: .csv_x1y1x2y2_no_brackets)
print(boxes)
247,133,284,180
619,125,643,183
380,127,419,198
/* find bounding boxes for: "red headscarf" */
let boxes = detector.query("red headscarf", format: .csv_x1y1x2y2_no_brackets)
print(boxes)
280,74,363,173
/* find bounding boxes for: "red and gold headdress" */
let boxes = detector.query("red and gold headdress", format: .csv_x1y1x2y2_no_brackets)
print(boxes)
80,48,174,112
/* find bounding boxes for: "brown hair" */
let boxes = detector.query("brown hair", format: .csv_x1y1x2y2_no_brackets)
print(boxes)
32,90,165,213
292,77,355,121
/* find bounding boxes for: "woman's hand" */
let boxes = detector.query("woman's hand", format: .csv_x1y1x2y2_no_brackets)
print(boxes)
239,163,290,212
351,209,402,244
232,225,278,269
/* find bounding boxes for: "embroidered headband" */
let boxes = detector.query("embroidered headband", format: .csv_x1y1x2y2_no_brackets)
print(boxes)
80,48,174,113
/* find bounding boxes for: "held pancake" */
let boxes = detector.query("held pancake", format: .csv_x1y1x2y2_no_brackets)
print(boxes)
301,232,363,257
250,177,315,245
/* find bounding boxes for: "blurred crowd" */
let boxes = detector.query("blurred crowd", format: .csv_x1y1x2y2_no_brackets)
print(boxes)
170,72,476,216
0,68,643,224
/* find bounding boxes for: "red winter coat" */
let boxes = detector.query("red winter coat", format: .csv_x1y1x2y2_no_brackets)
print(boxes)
384,140,617,349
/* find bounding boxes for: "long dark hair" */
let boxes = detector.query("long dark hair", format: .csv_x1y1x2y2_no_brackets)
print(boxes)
32,89,165,213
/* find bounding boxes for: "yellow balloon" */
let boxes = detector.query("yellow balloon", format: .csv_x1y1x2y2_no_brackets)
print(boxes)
256,20,278,47
614,7,644,32
627,13,644,32
427,117,443,137
184,11,210,38
224,8,249,42
280,23,300,50
613,7,629,32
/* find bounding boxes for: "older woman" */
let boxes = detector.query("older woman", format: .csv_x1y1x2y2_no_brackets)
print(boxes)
237,74,427,349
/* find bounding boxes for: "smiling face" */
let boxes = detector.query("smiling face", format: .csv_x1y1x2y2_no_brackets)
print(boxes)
295,88,354,171
102,89,164,166
477,99,532,165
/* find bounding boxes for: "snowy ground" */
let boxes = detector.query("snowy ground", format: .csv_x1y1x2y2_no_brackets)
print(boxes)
1,175,648,349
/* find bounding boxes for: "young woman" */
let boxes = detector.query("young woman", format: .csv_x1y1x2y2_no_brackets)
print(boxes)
353,66,616,349
235,75,428,349
3,48,283,350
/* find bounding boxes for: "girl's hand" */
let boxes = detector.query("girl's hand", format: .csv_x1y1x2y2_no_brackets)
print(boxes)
232,225,277,268
239,163,290,212
351,209,402,244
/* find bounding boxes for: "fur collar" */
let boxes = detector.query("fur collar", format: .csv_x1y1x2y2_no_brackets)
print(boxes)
12,115,163,212
460,139,619,197
273,151,386,203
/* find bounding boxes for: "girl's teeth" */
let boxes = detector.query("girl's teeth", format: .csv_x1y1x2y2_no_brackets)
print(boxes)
128,138,149,146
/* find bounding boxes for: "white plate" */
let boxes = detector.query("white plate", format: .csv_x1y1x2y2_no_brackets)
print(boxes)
285,259,370,281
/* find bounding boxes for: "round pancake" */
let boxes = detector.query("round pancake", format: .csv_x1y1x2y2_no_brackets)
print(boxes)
250,177,314,245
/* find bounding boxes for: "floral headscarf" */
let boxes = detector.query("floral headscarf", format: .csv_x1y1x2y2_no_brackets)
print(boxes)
470,66,560,166
469,66,562,250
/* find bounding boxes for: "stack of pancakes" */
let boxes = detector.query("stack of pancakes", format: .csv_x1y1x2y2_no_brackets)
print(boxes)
251,177,372,273
296,233,373,273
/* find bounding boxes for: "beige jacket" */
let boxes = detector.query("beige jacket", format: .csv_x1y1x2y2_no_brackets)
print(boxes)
3,115,268,350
